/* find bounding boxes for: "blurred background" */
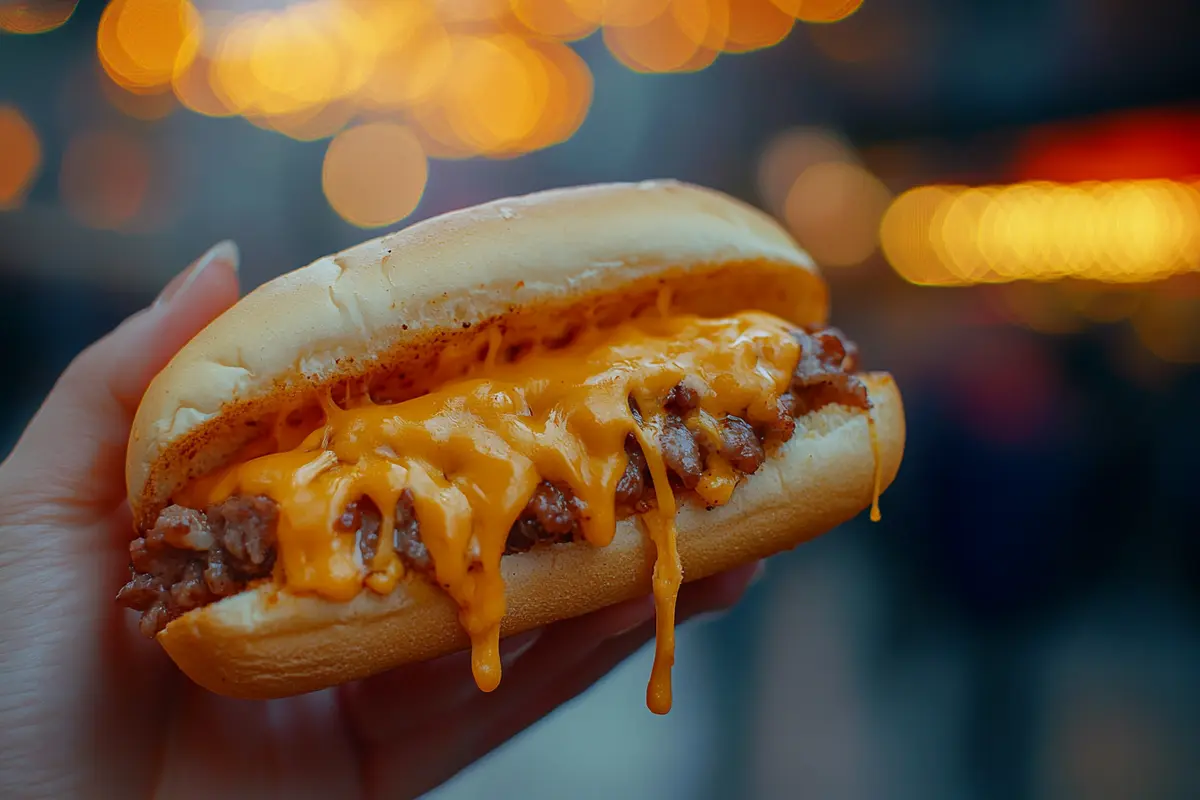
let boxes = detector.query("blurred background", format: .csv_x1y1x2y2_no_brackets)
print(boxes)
3,1,1200,798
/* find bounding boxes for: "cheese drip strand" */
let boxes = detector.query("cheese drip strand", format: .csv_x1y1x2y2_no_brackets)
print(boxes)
178,311,834,711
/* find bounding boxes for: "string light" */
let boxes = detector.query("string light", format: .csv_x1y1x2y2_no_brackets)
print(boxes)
882,179,1200,286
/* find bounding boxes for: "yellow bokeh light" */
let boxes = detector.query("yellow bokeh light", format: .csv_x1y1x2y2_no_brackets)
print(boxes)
59,129,150,229
248,12,342,115
0,106,41,209
934,187,998,283
358,14,452,109
322,122,428,228
881,179,1200,287
724,0,795,53
98,0,201,93
783,160,891,267
514,40,594,153
879,185,968,286
0,0,78,34
511,0,599,40
442,34,549,154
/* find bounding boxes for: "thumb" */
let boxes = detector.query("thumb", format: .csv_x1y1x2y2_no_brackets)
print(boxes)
0,241,241,519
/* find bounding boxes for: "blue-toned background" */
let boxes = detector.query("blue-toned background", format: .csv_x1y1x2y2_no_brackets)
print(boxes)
2,2,1199,798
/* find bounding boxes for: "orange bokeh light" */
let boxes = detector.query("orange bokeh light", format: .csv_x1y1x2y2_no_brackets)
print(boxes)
98,0,201,93
0,106,42,209
569,0,672,27
776,0,864,23
757,126,855,214
250,100,358,142
784,160,892,267
724,0,795,53
511,0,599,40
0,0,78,34
879,185,966,286
603,0,721,74
59,129,151,229
358,13,452,110
171,48,235,117
322,122,428,227
439,34,550,154
515,40,594,153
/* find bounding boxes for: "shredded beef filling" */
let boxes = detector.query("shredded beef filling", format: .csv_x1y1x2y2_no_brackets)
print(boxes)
119,325,867,636
116,496,278,637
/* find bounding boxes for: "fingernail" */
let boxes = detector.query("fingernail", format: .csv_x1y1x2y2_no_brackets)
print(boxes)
499,628,543,668
155,240,239,308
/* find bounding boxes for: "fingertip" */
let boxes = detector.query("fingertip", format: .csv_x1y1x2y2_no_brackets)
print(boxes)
154,240,240,308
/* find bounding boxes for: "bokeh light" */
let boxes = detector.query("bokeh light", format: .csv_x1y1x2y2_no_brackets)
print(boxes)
97,0,201,94
757,126,855,215
879,185,967,286
724,0,795,53
1132,292,1200,364
0,0,78,34
784,160,891,266
59,128,151,229
171,48,235,117
603,0,722,74
882,179,1200,286
356,8,452,111
322,122,428,228
0,106,42,210
441,34,549,154
571,0,673,28
252,100,357,142
88,0,859,159
779,0,864,23
511,0,599,40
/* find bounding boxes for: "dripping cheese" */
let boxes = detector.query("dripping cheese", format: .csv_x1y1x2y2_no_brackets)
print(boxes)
141,311,875,712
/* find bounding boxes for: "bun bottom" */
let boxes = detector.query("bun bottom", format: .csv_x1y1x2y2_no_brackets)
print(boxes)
156,373,905,700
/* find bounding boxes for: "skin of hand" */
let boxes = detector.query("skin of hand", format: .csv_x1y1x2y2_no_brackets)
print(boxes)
0,242,761,800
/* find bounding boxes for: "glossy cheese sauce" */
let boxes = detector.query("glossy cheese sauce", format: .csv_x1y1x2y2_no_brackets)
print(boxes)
176,310,876,712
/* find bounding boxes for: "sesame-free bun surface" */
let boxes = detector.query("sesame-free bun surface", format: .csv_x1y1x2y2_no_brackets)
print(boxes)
128,181,828,528
158,373,904,700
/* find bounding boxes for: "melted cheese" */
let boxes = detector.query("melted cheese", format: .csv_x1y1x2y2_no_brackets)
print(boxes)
176,310,876,713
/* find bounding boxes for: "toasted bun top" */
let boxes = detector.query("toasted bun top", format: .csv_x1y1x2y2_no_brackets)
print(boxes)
127,180,827,527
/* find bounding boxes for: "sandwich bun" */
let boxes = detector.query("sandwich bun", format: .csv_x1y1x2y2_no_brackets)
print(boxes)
124,180,906,702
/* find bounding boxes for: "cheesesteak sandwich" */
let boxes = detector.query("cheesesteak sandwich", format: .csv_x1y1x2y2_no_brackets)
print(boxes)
117,181,906,713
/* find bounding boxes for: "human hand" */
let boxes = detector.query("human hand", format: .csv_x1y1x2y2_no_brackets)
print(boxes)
0,242,760,799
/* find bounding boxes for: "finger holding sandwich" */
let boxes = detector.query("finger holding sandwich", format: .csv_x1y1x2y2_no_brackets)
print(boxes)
116,180,907,714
